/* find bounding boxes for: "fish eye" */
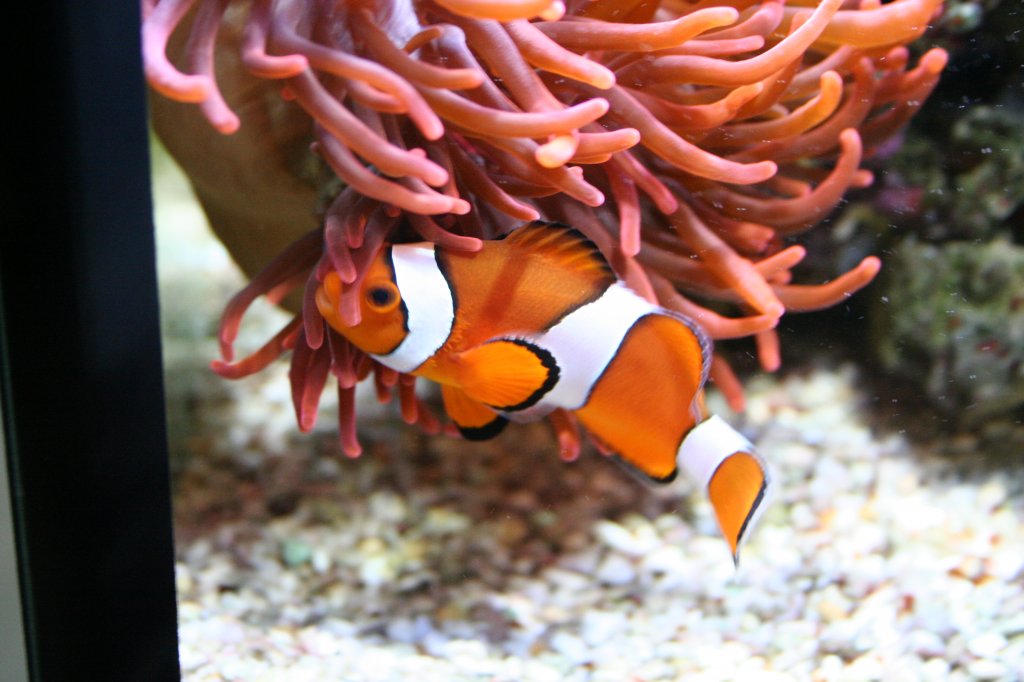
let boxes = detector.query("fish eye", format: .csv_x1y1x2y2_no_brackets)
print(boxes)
365,282,399,311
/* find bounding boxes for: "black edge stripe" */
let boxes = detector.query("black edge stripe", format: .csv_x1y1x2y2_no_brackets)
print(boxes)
559,225,615,279
659,311,713,458
457,416,508,441
496,219,568,240
378,246,409,356
609,454,679,486
433,247,459,324
735,477,767,545
577,311,650,411
660,307,714,388
536,226,616,333
586,313,703,482
539,281,612,334
707,452,766,550
488,338,560,412
526,221,615,279
592,314,683,485
383,246,408,332
649,467,679,484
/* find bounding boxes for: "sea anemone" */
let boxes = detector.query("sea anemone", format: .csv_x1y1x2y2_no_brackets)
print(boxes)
142,0,947,457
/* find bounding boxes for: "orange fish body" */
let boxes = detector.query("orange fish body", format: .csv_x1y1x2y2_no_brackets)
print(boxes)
317,221,771,560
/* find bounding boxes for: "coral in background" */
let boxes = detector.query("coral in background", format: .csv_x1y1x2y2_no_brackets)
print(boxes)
873,238,1024,429
142,0,947,456
858,104,1024,441
872,107,1024,243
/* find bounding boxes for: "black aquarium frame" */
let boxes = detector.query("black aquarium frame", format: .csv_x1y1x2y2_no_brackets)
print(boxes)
2,3,181,681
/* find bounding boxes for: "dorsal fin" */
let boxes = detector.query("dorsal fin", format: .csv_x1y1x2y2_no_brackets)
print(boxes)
503,221,615,285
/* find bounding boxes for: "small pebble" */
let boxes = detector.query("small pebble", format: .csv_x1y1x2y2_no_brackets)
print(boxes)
968,632,1008,659
966,658,1009,680
358,555,395,587
919,657,951,681
580,610,626,647
906,629,946,658
815,585,852,623
593,519,659,557
310,548,332,574
841,653,884,681
548,631,589,665
281,539,313,567
595,554,637,586
495,516,530,546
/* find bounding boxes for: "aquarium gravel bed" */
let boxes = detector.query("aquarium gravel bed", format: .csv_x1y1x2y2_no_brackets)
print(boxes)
156,153,1024,682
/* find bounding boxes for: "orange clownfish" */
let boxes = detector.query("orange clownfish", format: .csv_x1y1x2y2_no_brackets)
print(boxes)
316,221,771,561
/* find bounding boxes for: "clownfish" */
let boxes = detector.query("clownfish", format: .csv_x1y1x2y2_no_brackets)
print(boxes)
316,221,771,561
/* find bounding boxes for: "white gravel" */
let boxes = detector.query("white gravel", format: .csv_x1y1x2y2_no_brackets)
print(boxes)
154,144,1024,682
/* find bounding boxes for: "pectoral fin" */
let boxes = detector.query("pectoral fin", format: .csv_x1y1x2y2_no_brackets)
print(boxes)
441,384,507,440
456,339,558,411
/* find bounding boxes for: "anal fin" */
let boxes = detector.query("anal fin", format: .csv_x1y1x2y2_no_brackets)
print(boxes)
441,385,507,441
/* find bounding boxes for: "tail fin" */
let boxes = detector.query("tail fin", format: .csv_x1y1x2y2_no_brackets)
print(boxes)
677,415,771,564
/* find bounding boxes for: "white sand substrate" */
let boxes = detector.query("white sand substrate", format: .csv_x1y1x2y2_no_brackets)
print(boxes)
154,145,1024,682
